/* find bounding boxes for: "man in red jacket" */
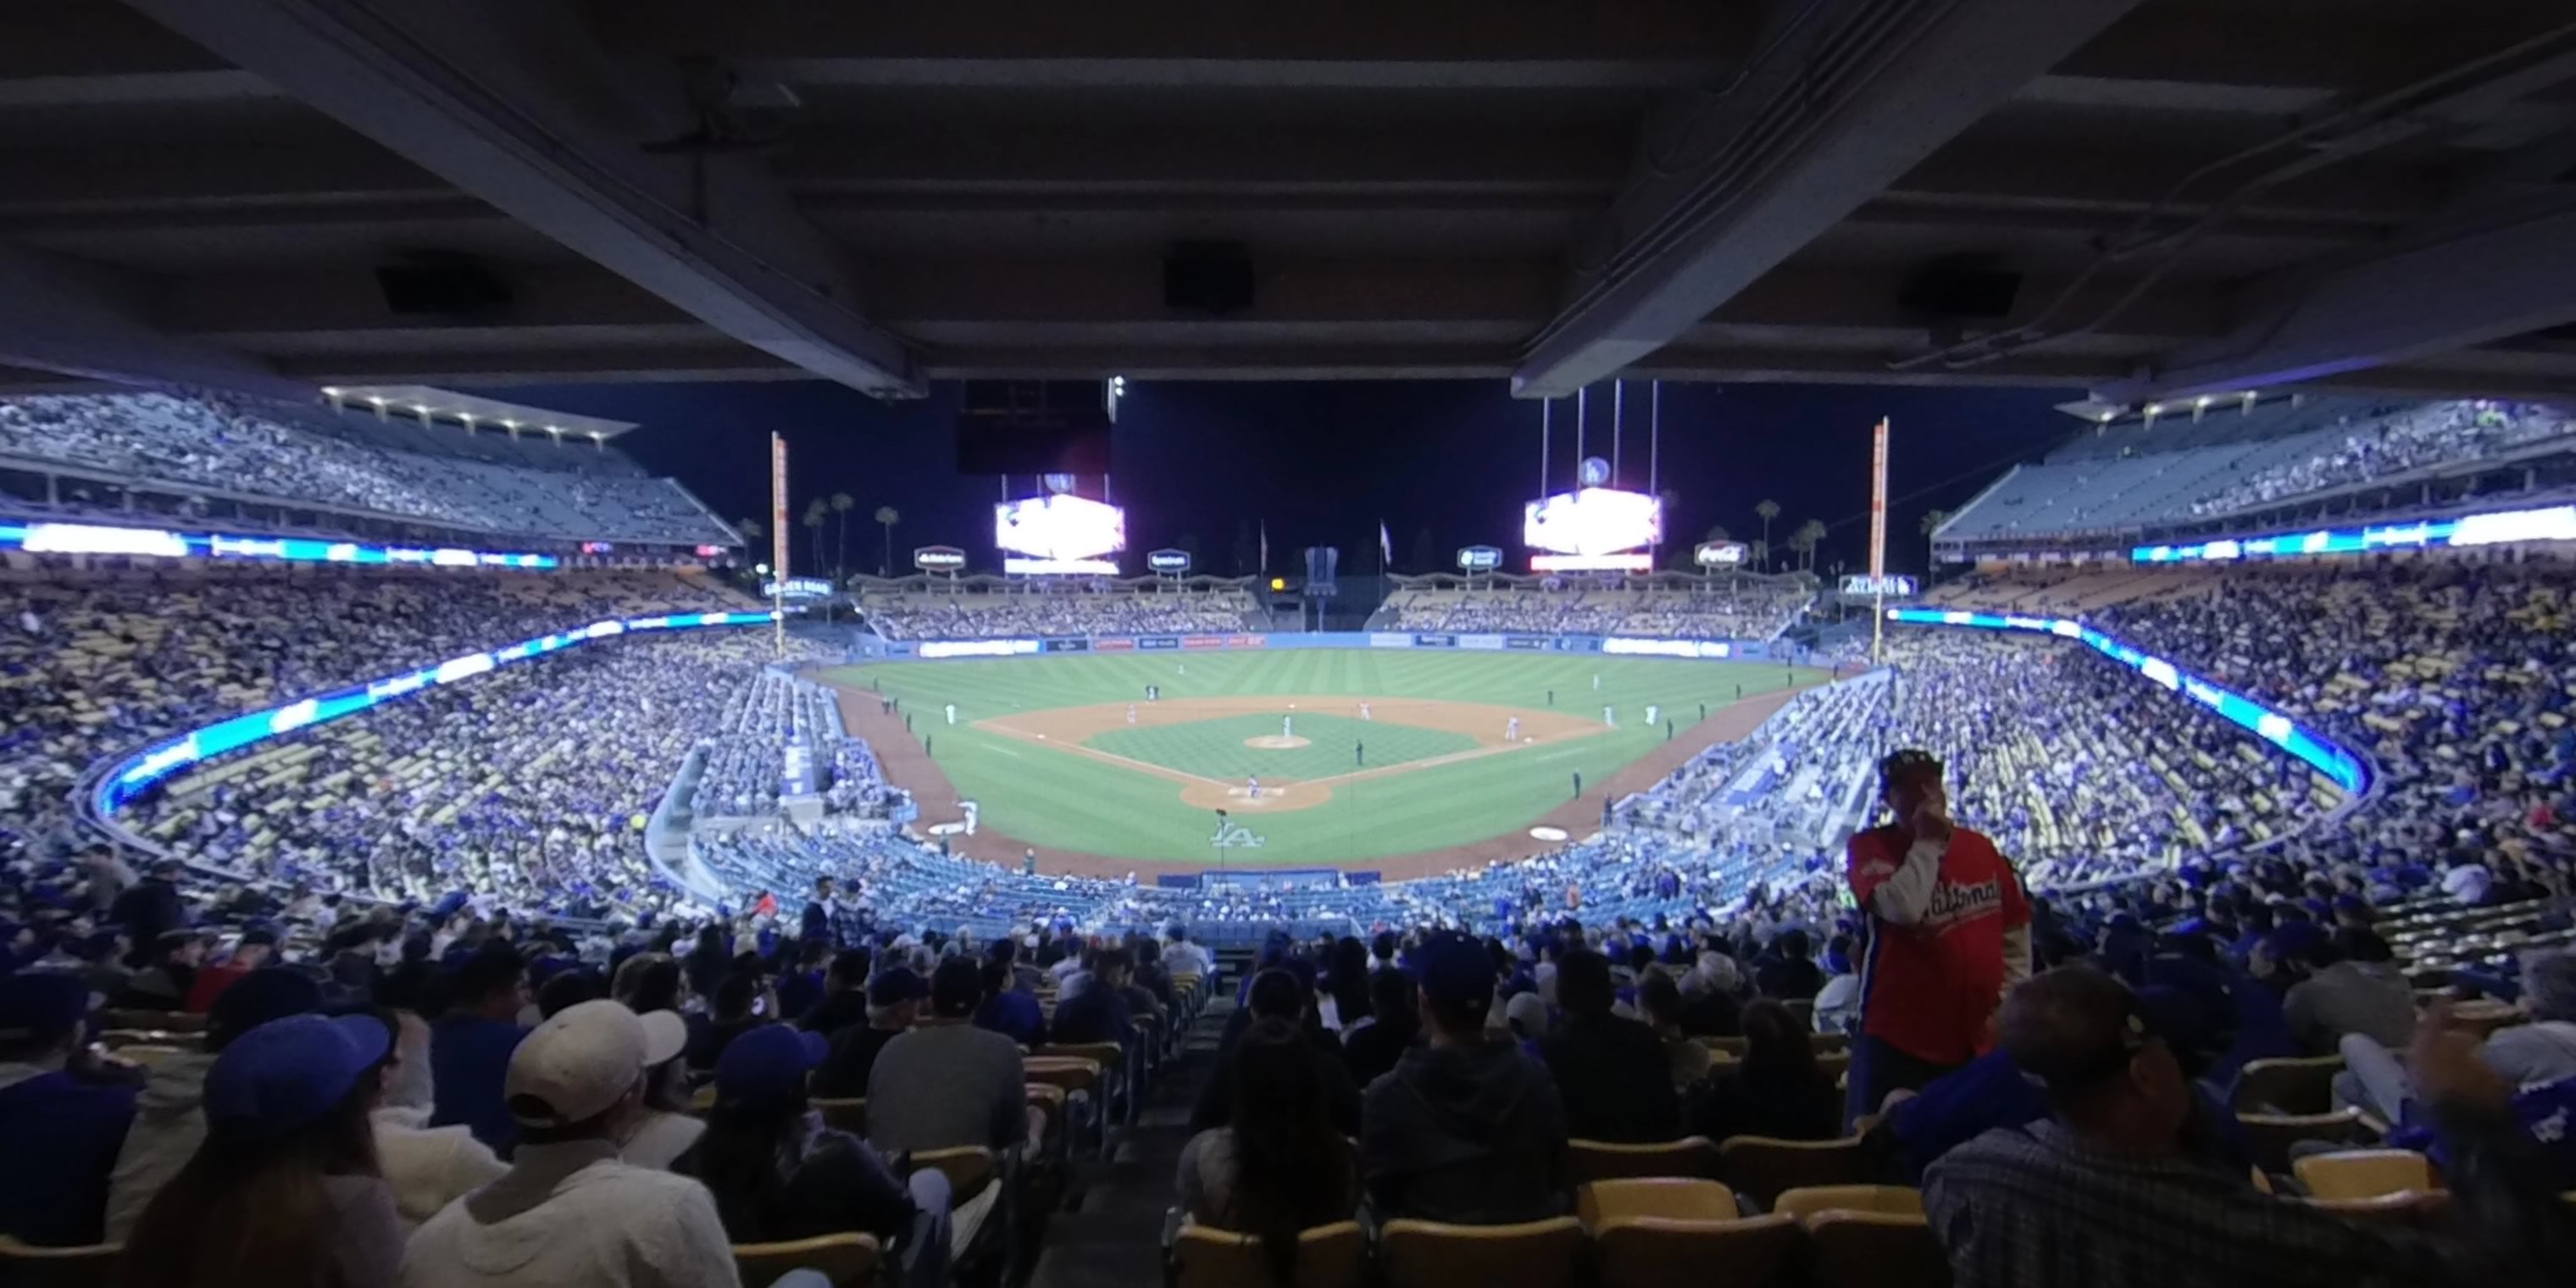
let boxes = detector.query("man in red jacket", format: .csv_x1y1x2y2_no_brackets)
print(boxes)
1846,748,2031,1124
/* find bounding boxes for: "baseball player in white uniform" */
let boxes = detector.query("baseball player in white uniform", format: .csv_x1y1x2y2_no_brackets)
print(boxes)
1506,716,1521,741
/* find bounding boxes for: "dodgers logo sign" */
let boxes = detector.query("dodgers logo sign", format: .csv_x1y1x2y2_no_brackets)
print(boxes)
1209,820,1268,849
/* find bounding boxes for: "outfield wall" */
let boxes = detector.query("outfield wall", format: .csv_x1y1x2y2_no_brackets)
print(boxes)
852,630,1790,661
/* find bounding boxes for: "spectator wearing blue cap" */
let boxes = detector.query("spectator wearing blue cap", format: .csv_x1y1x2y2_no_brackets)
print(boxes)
0,970,136,1247
815,966,922,1097
401,1000,736,1288
103,964,329,1241
1358,934,1568,1225
115,1013,403,1288
679,1024,949,1288
971,950,1048,1049
430,945,533,1153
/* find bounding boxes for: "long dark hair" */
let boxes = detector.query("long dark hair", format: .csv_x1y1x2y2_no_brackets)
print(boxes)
1738,999,1818,1085
1324,936,1371,1025
679,1087,811,1242
114,1074,383,1288
1225,1019,1355,1285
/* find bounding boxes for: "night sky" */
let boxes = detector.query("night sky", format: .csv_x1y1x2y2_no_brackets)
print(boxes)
478,379,2077,580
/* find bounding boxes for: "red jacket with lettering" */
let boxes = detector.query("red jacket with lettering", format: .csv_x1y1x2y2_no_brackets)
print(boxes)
1845,823,2029,1066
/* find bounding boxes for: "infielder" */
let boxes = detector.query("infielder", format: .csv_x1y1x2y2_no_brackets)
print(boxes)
1359,701,1372,720
1281,714,1294,739
1506,716,1521,741
1644,703,1658,727
1246,775,1262,800
1126,703,1137,724
944,702,958,725
1603,705,1615,727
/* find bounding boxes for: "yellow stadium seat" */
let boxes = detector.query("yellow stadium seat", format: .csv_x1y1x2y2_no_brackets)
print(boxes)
1577,1179,1738,1226
2234,1055,2345,1115
1568,1136,1719,1183
1380,1218,1585,1288
731,1232,879,1287
2237,1110,2369,1174
1172,1220,1366,1288
1716,1135,1874,1207
812,1096,866,1135
0,1235,121,1288
908,1145,997,1203
1590,1213,1802,1288
1771,1185,1924,1220
1805,1211,1948,1288
2293,1149,2436,1202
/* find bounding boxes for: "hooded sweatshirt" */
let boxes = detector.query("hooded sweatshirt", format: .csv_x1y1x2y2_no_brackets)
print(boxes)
101,1048,215,1242
398,1139,738,1288
1360,1038,1568,1224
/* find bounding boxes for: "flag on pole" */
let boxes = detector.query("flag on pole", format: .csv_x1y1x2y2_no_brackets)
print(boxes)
1379,520,1393,569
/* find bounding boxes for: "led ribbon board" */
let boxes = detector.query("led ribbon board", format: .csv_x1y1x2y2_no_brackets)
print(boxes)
2132,502,2576,564
95,610,777,813
1883,608,2368,793
0,519,558,568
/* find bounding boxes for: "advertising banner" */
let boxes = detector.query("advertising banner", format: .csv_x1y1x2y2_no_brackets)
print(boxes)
1093,637,1135,652
1041,638,1091,652
1136,636,1180,651
1413,633,1457,647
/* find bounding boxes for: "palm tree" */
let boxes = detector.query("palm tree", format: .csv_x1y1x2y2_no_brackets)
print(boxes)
874,506,900,576
800,498,828,575
1789,519,1827,574
830,492,855,579
1920,508,1951,569
1754,499,1780,551
736,517,762,543
1749,537,1769,571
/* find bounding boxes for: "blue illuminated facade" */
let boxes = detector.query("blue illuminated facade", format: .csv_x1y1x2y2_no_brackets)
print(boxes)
96,610,777,814
1884,608,2369,794
2131,502,2576,565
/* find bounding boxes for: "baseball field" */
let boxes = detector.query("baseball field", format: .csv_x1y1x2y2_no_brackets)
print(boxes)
816,649,1822,875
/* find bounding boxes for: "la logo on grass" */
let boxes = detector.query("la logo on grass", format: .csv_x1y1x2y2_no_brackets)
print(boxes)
1210,819,1267,848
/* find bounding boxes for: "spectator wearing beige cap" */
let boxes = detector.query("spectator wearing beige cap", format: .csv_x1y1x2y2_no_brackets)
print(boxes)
400,1000,736,1288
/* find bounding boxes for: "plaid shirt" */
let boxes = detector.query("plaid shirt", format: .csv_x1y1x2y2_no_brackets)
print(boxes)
1923,1118,2572,1288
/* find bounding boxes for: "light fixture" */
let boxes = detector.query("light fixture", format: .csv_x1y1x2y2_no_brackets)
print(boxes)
320,386,341,397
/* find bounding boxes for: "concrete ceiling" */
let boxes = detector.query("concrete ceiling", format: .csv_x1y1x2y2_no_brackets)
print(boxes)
3,0,2573,408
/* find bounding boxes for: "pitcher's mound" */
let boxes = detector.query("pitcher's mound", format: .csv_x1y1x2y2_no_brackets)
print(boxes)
1245,735,1311,749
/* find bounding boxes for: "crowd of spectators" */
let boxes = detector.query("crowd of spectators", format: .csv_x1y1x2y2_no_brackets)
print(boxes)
1375,580,1813,641
690,672,900,823
0,391,733,545
861,587,1263,641
2193,400,2575,518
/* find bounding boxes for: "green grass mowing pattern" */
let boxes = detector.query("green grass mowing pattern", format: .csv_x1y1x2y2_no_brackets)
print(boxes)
1081,711,1475,781
824,649,1821,865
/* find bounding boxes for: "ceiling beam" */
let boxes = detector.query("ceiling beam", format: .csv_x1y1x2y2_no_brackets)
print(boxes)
1513,0,2151,398
119,0,924,397
582,0,1757,91
277,346,797,386
0,243,308,400
2100,202,2576,402
0,141,446,217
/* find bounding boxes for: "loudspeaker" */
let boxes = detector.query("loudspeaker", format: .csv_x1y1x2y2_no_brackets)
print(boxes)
1898,256,2021,320
1164,242,1253,314
375,258,513,316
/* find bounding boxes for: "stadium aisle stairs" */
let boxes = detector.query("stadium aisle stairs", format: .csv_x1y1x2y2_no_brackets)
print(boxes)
1027,994,1235,1288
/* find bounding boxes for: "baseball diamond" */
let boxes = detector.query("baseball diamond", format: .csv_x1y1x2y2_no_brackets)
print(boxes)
816,648,1822,874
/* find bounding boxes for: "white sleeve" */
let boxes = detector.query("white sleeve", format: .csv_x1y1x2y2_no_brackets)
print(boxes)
2000,924,2033,987
1869,836,1947,925
643,1187,743,1288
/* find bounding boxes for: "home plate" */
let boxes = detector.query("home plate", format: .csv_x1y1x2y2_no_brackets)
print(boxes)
1529,825,1569,841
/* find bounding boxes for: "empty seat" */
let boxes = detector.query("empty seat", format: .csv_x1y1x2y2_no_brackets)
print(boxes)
1591,1212,1802,1288
1569,1137,1719,1184
1771,1185,1924,1220
2234,1055,2345,1114
1717,1136,1874,1207
811,1096,867,1135
1578,1179,1739,1226
2237,1110,2370,1174
1379,1217,1585,1288
0,1235,121,1288
1172,1220,1366,1288
1806,1211,1949,1288
2293,1149,2436,1202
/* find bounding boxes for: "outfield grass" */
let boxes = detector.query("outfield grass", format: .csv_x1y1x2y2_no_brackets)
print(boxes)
824,649,1819,865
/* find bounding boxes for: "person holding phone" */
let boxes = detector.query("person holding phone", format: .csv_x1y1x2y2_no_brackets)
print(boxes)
1845,749,2030,1124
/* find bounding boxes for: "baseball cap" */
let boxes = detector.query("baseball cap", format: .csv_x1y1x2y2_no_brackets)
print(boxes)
203,1013,391,1140
0,971,94,1043
1413,934,1495,1016
1878,748,1942,791
506,999,662,1129
868,967,924,1009
714,1024,829,1106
